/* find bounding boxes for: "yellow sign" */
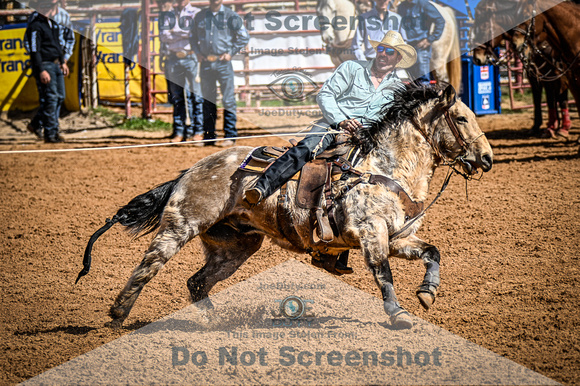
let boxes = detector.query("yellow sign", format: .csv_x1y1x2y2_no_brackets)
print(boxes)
95,21,167,104
0,20,168,112
0,26,80,112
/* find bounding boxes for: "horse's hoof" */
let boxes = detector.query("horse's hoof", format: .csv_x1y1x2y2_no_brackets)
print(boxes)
417,291,436,310
105,319,123,329
390,310,413,330
194,297,214,311
417,285,437,310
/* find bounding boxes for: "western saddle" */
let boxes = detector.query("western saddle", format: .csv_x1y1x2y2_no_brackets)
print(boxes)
239,140,423,276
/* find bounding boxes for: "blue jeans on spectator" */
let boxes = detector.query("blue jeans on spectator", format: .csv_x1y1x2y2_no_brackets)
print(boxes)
32,61,64,140
200,60,237,142
165,55,203,138
409,45,433,83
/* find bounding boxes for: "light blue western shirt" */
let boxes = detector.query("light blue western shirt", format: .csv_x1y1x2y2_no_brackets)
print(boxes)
316,60,403,126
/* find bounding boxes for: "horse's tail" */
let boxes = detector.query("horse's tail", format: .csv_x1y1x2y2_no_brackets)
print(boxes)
114,171,187,236
75,171,187,284
447,26,462,92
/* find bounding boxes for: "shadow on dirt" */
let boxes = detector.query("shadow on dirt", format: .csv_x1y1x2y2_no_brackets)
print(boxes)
14,325,97,336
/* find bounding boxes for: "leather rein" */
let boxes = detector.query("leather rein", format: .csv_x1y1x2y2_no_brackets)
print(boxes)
518,12,580,82
483,1,580,82
412,109,485,176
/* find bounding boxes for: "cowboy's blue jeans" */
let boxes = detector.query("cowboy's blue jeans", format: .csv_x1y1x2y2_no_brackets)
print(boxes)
200,60,237,140
33,61,64,139
165,56,203,137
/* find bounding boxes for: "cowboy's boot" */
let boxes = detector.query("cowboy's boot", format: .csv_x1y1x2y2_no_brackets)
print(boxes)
244,145,311,205
557,108,571,138
541,108,558,138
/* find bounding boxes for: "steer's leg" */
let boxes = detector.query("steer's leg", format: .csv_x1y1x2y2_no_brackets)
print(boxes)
359,217,413,329
390,235,441,310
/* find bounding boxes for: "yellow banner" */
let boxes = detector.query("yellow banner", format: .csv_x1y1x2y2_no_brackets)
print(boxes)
0,21,168,112
0,26,80,112
95,21,167,104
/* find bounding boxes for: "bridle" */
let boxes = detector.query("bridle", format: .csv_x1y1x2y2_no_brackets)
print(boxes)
474,3,512,66
514,7,580,82
386,106,485,240
411,99,486,180
473,1,530,67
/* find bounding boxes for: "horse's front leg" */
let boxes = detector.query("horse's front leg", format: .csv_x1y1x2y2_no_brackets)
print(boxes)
390,235,440,311
359,218,413,329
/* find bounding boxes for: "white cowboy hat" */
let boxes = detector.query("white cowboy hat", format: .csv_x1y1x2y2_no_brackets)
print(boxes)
369,30,417,69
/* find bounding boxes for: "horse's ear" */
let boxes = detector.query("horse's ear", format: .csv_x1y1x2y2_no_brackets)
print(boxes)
440,84,457,109
433,84,456,117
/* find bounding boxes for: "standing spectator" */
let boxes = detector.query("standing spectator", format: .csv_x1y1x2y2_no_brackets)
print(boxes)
351,0,406,61
159,0,203,143
25,0,74,140
24,0,68,143
397,0,444,83
190,0,249,147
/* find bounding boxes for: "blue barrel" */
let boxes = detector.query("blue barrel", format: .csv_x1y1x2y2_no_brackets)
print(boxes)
460,55,501,115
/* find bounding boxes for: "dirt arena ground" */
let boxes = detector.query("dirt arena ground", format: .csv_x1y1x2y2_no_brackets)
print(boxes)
0,108,579,385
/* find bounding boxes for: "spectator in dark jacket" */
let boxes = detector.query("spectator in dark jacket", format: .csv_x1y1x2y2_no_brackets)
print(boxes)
25,0,68,143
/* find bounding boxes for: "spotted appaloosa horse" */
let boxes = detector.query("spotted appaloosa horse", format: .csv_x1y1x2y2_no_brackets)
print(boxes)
78,83,493,330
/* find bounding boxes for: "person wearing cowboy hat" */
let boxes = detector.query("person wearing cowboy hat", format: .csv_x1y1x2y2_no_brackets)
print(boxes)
245,31,416,203
243,31,416,274
351,0,407,62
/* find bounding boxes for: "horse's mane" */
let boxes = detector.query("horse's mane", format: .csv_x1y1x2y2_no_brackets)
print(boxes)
352,82,444,155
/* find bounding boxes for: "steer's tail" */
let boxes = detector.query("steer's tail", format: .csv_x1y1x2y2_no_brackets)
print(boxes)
75,171,187,284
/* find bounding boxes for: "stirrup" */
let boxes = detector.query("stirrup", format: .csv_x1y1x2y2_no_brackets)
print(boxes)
244,187,263,206
311,208,334,244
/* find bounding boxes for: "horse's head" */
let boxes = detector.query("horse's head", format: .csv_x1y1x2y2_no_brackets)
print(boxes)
431,85,493,175
499,0,543,55
367,83,493,176
472,0,515,65
472,34,505,66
